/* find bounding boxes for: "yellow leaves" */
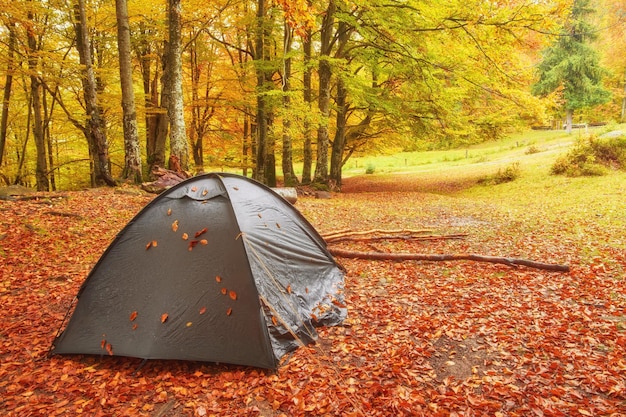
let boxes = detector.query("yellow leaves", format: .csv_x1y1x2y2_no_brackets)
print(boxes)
182,233,189,240
145,240,157,250
171,220,179,232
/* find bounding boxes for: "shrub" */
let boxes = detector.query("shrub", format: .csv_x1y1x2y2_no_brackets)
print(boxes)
551,135,626,177
365,164,376,174
478,162,521,185
525,145,541,155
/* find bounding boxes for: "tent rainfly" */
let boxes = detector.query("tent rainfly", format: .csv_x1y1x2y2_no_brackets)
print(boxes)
50,173,347,369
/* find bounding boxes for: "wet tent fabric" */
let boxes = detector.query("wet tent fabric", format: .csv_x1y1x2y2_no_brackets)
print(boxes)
50,173,346,369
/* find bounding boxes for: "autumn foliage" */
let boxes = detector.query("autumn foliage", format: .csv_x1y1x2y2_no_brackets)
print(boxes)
1,180,625,416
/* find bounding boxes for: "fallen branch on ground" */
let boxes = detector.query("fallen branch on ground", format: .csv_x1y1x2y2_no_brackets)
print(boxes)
326,233,467,244
328,248,570,272
322,228,433,241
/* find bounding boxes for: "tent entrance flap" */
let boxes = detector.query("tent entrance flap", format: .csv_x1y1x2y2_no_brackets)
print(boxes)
51,173,346,369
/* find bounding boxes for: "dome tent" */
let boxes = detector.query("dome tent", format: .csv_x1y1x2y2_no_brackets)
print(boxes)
50,173,346,369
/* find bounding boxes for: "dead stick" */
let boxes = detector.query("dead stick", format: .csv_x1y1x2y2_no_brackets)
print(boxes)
328,248,570,272
326,233,467,244
322,228,433,240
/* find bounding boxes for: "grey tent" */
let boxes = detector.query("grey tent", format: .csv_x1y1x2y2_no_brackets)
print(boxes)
51,173,346,369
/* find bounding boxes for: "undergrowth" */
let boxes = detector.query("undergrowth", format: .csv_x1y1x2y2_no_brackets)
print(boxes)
551,135,626,177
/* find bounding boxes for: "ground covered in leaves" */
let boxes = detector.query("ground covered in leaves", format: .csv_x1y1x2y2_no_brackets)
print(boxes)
1,178,625,416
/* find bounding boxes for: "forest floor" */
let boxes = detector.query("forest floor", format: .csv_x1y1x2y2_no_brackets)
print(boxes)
1,172,625,416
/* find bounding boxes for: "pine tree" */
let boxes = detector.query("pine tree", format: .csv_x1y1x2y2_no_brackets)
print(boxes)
532,0,610,133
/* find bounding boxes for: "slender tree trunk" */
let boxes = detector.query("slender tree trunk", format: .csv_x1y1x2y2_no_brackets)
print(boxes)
116,0,142,183
565,108,573,134
27,12,48,191
75,0,116,186
136,24,164,172
616,71,626,122
0,21,15,167
281,23,298,186
330,76,347,188
314,0,336,184
166,0,188,171
301,27,312,184
190,41,202,171
254,0,273,185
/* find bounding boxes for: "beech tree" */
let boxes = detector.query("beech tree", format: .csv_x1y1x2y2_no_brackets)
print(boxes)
115,0,142,183
532,0,611,133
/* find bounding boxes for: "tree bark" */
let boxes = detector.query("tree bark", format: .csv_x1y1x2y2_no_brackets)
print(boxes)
281,23,298,186
166,0,189,171
314,0,336,184
74,0,116,186
301,26,313,184
0,21,16,167
328,248,570,272
115,0,142,183
565,108,573,134
27,12,48,191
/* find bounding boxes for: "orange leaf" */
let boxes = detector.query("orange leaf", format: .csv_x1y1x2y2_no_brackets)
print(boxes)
229,290,237,300
271,316,277,326
199,306,207,315
101,338,106,349
146,241,154,250
200,239,208,245
105,343,113,356
191,186,197,192
186,322,193,327
167,208,172,216
221,288,227,295
215,275,222,283
182,233,188,240
195,228,207,238
226,307,232,316
132,324,138,330
172,220,179,232
188,240,199,251
286,284,292,294
202,189,208,196
129,311,138,321
161,313,168,323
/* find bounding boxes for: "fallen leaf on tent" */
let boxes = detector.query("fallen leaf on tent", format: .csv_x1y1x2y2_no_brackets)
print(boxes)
195,228,207,238
229,290,237,300
202,189,208,196
186,322,193,327
161,313,168,323
105,343,113,356
129,311,138,321
200,239,208,245
276,223,281,229
182,233,188,240
167,208,172,216
221,288,227,295
226,308,232,316
215,275,222,283
188,240,199,251
132,324,138,330
199,306,206,315
271,316,277,325
286,284,292,294
145,241,154,250
100,338,106,349
191,186,197,192
233,187,239,191
172,220,179,232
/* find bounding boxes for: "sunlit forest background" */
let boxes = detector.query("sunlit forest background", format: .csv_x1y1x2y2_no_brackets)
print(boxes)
0,0,624,191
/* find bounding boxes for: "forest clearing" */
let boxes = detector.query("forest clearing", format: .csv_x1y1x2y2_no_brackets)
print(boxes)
1,152,625,415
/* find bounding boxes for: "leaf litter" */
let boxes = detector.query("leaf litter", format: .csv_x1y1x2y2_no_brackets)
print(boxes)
0,186,624,416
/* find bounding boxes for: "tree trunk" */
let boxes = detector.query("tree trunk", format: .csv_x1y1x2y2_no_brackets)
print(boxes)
301,27,313,184
621,69,626,123
166,0,188,171
116,0,142,183
27,12,48,191
74,0,116,186
565,108,573,134
253,0,275,186
0,21,15,167
330,76,347,188
314,0,336,184
281,23,298,186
